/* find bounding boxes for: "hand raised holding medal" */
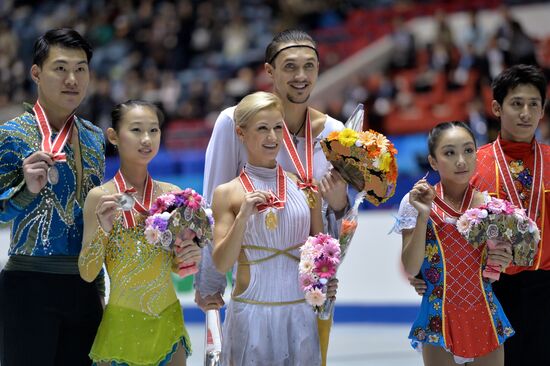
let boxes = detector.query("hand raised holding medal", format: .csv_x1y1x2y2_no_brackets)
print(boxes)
118,192,135,211
239,165,287,230
33,101,75,187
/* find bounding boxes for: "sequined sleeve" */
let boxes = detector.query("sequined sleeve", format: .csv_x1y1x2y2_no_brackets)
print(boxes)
0,129,38,223
79,227,109,282
392,193,419,234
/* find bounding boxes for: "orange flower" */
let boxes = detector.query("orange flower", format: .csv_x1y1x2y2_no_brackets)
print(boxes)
367,145,381,159
341,219,358,235
327,131,340,141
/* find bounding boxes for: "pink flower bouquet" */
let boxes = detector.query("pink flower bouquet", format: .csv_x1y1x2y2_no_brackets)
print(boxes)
456,197,540,280
144,189,213,277
299,233,340,314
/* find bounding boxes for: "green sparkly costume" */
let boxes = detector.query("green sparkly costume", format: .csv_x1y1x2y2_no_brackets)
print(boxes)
81,214,191,366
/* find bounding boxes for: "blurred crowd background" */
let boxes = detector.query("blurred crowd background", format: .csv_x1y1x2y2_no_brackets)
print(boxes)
1,0,550,207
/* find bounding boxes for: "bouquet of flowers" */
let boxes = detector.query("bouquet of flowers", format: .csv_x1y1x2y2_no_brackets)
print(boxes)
456,197,540,280
299,233,341,314
144,188,213,277
320,104,398,206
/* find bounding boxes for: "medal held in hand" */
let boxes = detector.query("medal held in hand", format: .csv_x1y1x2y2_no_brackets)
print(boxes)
33,101,75,186
118,193,135,211
47,165,59,185
239,165,286,231
113,170,153,228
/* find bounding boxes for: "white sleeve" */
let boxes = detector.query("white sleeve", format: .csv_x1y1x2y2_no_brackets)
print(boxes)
197,107,240,296
195,242,227,296
392,193,419,234
202,107,241,205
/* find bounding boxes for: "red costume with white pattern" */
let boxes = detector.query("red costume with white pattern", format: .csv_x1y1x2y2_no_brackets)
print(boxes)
471,136,550,273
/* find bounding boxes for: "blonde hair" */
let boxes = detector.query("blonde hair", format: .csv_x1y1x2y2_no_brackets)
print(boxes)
234,92,284,128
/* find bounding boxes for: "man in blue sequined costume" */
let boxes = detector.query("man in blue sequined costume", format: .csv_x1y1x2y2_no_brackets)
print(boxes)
0,28,105,366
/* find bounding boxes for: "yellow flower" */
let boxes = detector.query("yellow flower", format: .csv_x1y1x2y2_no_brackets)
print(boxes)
433,302,441,311
378,152,392,172
509,161,523,175
426,244,438,261
338,128,358,147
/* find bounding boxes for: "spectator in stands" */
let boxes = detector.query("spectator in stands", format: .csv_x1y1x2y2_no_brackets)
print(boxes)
389,16,416,71
508,20,539,67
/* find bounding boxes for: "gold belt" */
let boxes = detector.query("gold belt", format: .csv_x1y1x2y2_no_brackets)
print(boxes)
231,296,305,306
239,243,302,265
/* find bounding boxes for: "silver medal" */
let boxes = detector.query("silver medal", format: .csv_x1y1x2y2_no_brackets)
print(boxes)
47,165,59,185
119,193,135,211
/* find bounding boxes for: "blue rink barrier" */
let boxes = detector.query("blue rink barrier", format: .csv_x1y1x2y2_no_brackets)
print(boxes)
181,304,420,324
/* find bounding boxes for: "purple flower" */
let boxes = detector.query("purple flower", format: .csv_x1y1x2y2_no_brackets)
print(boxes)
424,267,441,284
518,170,532,187
174,193,186,207
152,216,168,231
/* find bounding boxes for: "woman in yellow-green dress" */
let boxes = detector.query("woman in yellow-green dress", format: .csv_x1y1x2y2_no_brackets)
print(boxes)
78,100,202,366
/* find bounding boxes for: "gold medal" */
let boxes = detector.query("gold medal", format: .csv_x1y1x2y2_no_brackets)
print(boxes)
265,210,278,230
305,188,317,208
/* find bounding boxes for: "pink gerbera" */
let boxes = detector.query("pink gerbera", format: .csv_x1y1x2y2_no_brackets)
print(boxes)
314,257,336,279
299,274,315,291
322,240,341,262
305,288,326,307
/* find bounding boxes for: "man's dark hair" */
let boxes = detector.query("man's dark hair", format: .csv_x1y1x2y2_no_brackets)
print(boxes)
492,64,547,105
32,28,93,67
265,29,317,65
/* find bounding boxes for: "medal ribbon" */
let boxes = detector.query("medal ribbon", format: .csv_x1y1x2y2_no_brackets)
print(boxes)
33,100,75,162
431,183,474,224
114,170,154,228
493,137,543,221
282,109,318,193
239,165,286,212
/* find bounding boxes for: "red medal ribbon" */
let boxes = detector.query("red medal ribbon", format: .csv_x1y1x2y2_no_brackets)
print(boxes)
282,109,318,193
239,165,286,212
493,137,543,221
431,183,474,224
33,100,75,162
114,170,154,228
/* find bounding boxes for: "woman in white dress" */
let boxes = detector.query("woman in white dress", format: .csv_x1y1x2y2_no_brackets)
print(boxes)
211,91,336,365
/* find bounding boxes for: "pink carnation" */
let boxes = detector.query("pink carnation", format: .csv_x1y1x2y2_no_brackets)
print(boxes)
502,201,516,214
464,208,485,225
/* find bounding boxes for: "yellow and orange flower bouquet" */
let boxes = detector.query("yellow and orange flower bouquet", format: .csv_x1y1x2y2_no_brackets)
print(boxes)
320,105,398,206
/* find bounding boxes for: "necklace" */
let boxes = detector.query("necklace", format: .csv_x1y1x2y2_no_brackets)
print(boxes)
290,117,307,146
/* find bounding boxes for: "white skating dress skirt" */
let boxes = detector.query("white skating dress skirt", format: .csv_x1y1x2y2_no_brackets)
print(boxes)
221,164,321,366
